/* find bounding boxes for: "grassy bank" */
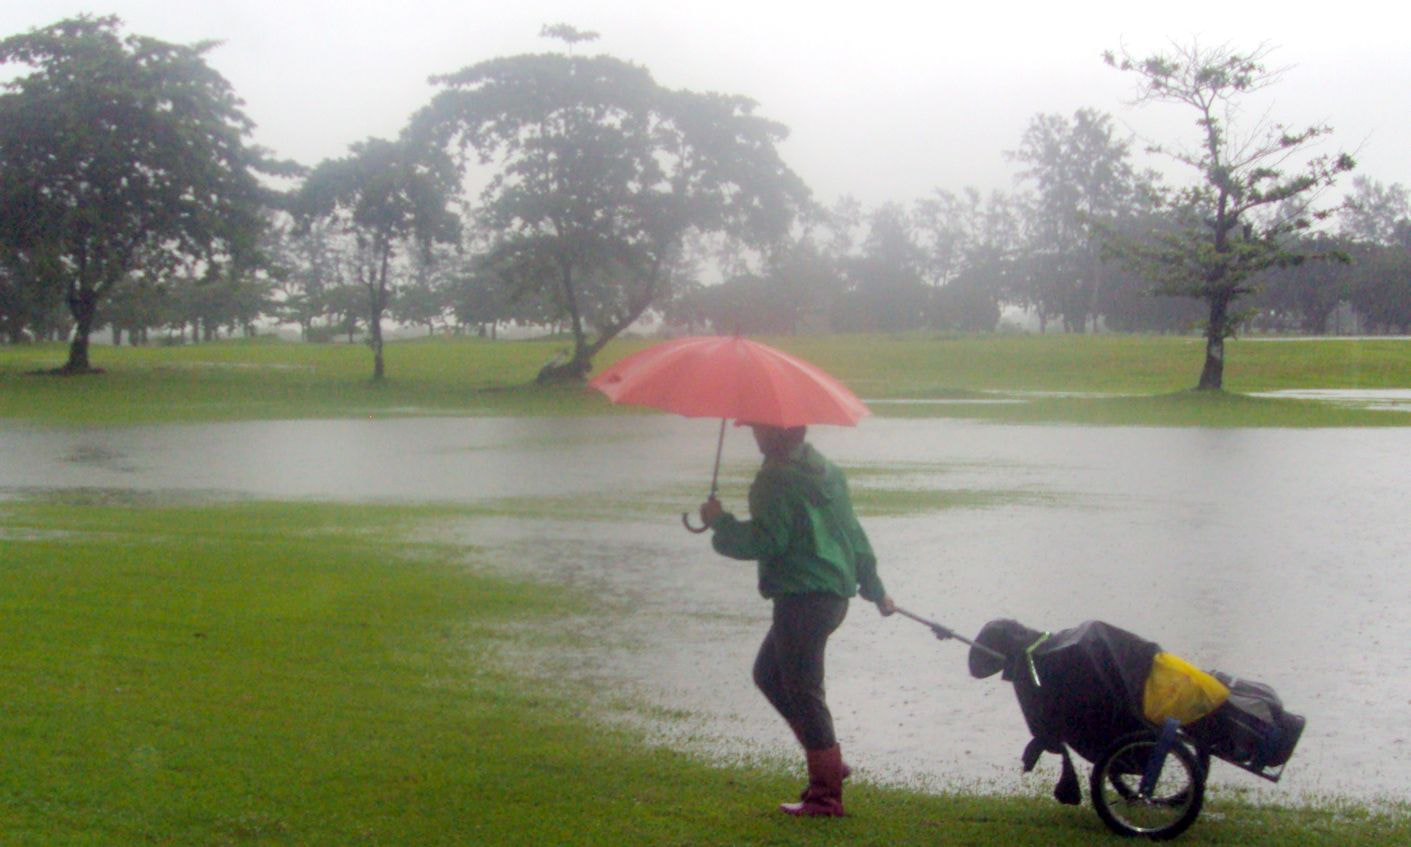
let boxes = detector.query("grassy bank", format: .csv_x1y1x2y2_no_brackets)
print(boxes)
2,333,1410,426
1,498,1403,846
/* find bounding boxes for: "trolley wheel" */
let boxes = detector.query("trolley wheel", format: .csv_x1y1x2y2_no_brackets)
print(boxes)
1090,730,1205,840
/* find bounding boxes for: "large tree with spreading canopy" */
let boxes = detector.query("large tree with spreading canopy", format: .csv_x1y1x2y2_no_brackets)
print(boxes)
414,28,809,382
0,16,275,373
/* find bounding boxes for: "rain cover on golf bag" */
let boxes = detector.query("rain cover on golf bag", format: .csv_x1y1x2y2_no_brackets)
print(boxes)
971,619,1160,763
970,618,1305,786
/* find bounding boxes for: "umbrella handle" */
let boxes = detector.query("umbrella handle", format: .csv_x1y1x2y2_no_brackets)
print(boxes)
682,419,728,534
682,512,710,533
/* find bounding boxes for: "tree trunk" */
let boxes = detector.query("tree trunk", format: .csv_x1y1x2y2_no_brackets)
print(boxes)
536,350,592,383
1088,261,1107,332
371,324,384,380
369,247,390,382
369,301,385,381
64,331,92,372
62,288,100,373
1197,294,1230,391
536,260,593,384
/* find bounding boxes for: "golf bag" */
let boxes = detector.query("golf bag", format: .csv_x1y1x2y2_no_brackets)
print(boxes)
969,618,1304,803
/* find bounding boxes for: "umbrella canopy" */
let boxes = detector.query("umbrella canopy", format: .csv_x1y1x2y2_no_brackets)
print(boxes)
588,335,869,428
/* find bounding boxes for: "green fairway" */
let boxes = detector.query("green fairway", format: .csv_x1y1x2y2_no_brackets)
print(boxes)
3,333,1410,426
1,498,1404,846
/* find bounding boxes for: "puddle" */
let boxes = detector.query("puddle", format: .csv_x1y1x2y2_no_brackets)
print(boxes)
1253,389,1411,412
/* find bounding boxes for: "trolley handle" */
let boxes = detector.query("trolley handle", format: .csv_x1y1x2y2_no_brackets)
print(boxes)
894,607,1005,662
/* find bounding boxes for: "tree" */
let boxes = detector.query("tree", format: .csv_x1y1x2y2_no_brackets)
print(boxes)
1009,109,1154,332
103,275,165,345
1105,41,1354,389
268,216,350,340
1347,242,1411,333
446,254,514,338
1341,178,1411,333
1341,177,1410,246
1,259,66,342
415,39,808,382
690,238,838,336
912,188,1014,331
1252,232,1351,333
297,137,459,379
834,203,928,332
391,245,456,335
0,16,273,372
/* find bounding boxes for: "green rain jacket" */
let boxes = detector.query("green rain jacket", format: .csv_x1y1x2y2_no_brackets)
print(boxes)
710,442,886,602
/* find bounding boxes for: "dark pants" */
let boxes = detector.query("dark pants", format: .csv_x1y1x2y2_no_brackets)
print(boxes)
753,592,849,751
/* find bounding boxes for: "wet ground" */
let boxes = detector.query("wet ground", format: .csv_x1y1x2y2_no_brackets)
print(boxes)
2,415,1408,802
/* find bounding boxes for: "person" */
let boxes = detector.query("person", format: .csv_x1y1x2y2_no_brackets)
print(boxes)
698,422,895,817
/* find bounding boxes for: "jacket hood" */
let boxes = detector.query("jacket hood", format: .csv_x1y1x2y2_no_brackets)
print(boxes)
765,443,835,507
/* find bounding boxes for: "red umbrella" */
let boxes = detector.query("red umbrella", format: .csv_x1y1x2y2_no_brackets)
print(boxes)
588,335,869,530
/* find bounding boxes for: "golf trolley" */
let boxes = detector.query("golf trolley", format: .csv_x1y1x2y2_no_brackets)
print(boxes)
898,610,1305,841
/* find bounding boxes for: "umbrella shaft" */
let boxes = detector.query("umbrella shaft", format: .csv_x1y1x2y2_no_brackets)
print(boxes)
708,417,727,497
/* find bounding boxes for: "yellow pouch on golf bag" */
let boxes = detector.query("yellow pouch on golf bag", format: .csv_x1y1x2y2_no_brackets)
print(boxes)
1143,652,1230,725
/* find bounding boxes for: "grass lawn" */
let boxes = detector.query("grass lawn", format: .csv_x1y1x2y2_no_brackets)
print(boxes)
2,333,1410,426
1,498,1404,846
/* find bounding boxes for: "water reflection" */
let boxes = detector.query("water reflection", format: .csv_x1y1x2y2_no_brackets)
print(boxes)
1,416,1408,801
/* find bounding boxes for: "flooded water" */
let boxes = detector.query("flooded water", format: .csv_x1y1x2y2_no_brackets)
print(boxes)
1253,388,1411,413
2,415,1408,803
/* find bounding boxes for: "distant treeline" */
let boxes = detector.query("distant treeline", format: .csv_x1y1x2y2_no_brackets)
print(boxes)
6,204,1406,346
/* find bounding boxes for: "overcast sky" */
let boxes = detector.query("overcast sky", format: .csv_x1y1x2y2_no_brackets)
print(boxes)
4,1,1407,208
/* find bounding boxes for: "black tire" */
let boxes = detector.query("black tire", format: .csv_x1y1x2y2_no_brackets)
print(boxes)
1090,731,1205,840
